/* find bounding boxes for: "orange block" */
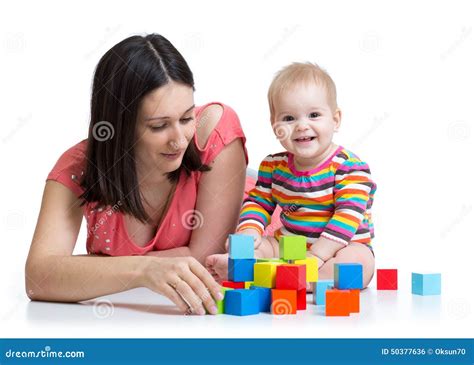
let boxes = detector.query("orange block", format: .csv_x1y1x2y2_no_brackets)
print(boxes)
325,288,351,316
348,289,360,313
271,289,297,315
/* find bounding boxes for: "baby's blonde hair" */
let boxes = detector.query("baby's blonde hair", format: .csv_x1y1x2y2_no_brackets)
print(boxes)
268,62,338,121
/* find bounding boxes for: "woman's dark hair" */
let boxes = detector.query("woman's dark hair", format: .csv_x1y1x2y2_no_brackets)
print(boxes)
80,33,210,223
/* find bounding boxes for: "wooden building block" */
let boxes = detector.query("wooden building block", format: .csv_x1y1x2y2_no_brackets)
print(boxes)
271,289,297,315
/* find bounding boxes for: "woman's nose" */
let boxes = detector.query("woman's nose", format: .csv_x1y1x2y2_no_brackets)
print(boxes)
168,126,187,151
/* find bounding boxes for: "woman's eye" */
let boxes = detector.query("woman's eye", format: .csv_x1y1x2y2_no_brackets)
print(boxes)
180,117,194,124
282,115,294,122
309,112,320,118
150,124,166,131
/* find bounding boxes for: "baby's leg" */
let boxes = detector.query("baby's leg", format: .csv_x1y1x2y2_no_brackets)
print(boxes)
318,243,375,289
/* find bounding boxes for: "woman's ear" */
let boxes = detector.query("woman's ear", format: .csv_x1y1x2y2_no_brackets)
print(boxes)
333,108,342,132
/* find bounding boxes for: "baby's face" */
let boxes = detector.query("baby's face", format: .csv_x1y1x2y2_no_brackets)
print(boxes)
272,82,341,169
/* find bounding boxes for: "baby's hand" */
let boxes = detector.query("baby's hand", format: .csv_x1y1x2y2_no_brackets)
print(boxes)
225,229,262,251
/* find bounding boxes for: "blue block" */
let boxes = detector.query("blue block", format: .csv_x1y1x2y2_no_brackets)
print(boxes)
228,258,256,282
315,280,334,305
412,273,441,295
250,286,272,312
224,289,260,316
334,263,363,289
229,234,254,259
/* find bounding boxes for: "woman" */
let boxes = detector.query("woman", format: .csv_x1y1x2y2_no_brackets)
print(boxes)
25,34,248,316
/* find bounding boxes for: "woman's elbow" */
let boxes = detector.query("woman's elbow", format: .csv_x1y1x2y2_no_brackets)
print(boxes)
24,258,50,301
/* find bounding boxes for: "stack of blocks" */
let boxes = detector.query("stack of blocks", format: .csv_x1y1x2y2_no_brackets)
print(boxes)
322,263,362,316
220,235,441,317
222,234,319,316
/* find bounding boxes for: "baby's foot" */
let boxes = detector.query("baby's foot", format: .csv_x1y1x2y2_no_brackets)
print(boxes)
205,253,229,283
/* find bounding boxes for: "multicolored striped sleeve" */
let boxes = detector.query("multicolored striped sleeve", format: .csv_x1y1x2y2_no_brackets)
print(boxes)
321,158,375,245
236,155,277,235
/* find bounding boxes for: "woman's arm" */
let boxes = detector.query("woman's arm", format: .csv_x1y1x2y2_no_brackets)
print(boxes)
25,181,222,314
25,181,145,302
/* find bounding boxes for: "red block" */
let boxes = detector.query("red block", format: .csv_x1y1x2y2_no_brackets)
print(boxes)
325,288,351,316
276,264,306,290
222,281,245,289
377,269,398,290
296,288,306,310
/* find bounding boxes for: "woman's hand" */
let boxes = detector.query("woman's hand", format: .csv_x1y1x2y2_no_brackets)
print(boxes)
140,256,224,315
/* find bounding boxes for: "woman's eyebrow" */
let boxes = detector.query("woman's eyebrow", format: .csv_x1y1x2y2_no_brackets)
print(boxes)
145,104,195,122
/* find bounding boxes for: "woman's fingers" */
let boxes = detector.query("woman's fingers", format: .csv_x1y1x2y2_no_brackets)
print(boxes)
180,269,219,315
160,283,192,314
188,258,223,302
174,278,207,315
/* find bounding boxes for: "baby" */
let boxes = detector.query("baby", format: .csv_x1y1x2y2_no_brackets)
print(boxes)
206,62,377,288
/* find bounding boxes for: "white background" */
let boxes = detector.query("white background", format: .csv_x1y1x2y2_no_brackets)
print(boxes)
0,0,473,337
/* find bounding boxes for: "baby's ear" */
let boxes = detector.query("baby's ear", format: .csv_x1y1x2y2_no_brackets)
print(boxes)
333,108,342,131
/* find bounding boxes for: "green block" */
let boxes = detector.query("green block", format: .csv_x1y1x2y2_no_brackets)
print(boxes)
256,258,287,263
216,287,233,314
279,235,307,260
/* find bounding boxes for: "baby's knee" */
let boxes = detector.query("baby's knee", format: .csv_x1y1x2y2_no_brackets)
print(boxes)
334,243,375,288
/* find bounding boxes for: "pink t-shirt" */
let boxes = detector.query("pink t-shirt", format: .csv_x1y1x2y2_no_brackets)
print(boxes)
47,102,281,256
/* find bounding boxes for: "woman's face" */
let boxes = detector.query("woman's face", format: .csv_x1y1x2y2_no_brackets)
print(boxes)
135,81,196,178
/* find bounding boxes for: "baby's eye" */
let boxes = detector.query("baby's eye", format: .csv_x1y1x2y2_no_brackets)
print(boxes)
282,115,294,122
309,112,320,119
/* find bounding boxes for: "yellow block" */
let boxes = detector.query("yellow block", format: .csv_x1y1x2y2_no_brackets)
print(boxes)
253,262,281,288
244,281,254,289
294,257,318,282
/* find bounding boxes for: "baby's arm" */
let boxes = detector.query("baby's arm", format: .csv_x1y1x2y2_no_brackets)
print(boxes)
312,157,376,261
235,155,278,247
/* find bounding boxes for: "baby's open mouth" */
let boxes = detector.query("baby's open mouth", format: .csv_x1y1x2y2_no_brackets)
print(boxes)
294,136,316,142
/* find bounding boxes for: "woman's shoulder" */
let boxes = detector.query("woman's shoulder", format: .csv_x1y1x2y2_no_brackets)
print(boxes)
195,102,241,141
46,139,88,197
193,102,248,165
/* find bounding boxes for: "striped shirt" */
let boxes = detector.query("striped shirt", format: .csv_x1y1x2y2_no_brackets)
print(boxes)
237,146,376,247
